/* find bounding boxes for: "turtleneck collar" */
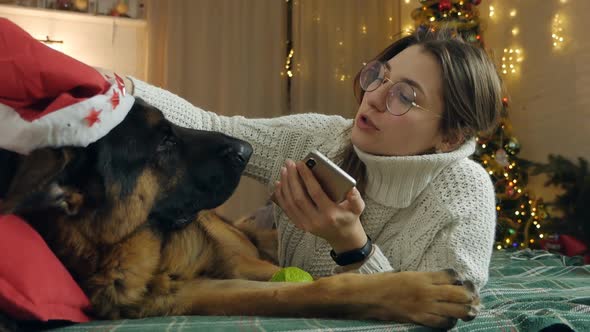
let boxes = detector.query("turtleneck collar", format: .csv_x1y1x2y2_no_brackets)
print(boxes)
353,140,476,208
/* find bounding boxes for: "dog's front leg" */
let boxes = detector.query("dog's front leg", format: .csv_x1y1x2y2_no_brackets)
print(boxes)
141,269,478,329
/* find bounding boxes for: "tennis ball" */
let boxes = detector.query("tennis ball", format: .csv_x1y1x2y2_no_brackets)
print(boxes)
270,267,314,282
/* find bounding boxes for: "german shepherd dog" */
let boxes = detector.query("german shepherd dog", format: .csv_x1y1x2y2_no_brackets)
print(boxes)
0,99,479,329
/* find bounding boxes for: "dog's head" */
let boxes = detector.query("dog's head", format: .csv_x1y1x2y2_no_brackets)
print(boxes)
0,98,252,242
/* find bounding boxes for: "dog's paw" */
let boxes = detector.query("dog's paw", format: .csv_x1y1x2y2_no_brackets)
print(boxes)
433,269,481,322
385,269,481,328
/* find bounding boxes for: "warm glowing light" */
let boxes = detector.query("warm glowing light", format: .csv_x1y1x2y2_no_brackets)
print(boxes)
552,13,566,49
501,48,523,75
512,27,519,36
284,49,295,78
403,25,414,35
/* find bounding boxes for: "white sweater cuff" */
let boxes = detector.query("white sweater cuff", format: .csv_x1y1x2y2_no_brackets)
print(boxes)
358,245,395,274
128,76,148,97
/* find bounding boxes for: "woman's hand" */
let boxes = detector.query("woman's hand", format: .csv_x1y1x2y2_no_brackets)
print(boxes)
272,159,367,253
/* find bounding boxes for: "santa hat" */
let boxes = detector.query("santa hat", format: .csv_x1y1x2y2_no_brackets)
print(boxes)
0,18,134,155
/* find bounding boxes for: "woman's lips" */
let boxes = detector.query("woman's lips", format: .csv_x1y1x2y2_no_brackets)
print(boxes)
356,114,379,131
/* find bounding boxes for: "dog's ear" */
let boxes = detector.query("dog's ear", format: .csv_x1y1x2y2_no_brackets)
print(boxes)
0,148,83,216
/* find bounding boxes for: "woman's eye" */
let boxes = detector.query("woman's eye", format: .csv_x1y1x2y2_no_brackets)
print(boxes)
399,91,413,105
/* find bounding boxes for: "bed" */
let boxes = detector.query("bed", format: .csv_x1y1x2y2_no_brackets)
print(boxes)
45,249,590,332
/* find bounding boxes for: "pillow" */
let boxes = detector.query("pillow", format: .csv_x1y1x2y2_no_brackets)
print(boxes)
0,214,91,322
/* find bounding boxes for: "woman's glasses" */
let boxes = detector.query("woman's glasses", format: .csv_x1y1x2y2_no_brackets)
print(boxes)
360,60,437,117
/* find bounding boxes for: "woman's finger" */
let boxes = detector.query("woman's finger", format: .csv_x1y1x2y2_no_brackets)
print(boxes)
279,166,308,230
274,181,304,230
339,187,365,215
296,160,334,209
285,160,317,213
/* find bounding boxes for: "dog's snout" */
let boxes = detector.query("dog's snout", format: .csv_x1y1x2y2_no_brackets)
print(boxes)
220,142,253,167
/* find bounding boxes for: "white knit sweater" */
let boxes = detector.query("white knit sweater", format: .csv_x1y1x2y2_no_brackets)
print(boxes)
131,78,497,290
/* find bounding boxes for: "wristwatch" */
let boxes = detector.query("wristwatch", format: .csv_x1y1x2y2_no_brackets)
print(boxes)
330,235,373,266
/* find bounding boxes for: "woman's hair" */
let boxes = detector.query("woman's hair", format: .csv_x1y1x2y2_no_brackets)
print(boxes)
342,27,503,194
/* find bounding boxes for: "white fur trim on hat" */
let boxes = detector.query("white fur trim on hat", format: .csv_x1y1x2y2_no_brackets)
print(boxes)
0,78,134,155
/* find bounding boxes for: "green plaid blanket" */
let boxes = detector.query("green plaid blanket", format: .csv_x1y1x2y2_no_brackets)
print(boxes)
51,249,590,332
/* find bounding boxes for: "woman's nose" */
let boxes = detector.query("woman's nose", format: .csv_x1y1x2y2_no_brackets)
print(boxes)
366,83,389,113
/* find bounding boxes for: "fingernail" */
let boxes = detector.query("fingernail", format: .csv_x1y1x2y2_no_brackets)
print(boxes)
286,159,295,167
281,167,287,175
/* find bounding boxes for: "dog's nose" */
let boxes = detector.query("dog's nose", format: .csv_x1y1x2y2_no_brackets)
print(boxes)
220,142,253,167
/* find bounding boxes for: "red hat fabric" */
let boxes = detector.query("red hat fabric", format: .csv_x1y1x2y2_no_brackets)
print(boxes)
0,18,134,155
0,214,92,322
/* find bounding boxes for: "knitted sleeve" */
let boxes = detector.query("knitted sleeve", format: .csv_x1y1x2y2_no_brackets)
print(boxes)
414,160,496,290
130,78,352,187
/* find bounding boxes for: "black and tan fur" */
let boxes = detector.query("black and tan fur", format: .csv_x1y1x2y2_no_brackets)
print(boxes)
0,99,479,329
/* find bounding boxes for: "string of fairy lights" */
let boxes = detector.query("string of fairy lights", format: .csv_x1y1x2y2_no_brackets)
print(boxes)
281,0,570,249
552,13,566,50
282,0,569,80
479,0,568,249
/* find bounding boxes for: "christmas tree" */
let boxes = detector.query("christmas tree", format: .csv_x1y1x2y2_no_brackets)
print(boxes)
411,0,549,250
411,0,484,46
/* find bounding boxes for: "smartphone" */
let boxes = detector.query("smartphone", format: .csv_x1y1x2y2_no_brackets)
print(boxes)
302,150,356,203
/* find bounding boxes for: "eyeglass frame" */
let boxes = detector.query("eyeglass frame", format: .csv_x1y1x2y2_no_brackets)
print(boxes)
360,61,439,117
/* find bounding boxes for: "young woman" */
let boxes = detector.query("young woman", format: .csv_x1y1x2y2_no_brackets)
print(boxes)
121,28,502,291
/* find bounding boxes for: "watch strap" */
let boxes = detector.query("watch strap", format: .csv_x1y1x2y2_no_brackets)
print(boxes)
330,235,372,266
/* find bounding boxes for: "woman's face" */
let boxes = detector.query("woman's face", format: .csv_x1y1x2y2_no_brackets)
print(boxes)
352,45,446,156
